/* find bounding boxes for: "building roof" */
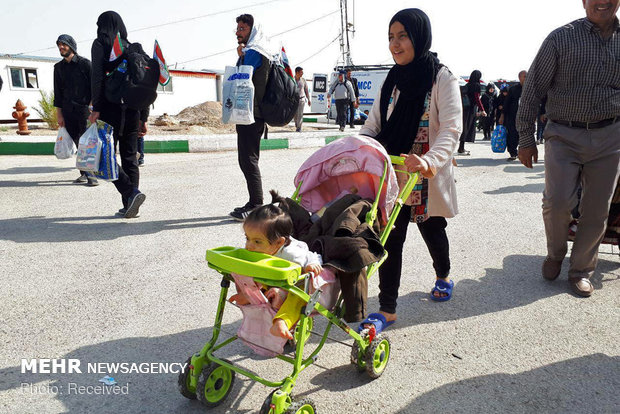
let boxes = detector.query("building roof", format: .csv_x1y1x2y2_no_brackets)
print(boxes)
0,54,60,62
1,54,224,75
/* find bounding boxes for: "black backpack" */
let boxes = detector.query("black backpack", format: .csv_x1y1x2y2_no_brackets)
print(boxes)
460,84,471,108
260,63,300,127
105,42,160,110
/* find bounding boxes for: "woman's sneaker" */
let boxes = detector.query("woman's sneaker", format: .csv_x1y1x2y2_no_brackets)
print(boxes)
125,192,146,218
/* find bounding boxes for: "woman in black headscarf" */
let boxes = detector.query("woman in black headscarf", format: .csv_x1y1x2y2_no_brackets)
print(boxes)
89,11,147,218
457,69,486,154
481,83,496,140
359,8,462,330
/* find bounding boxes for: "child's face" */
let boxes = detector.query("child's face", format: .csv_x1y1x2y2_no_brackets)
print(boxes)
243,223,285,256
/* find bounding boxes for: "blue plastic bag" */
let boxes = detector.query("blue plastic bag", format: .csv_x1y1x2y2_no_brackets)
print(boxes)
491,125,507,153
92,120,118,181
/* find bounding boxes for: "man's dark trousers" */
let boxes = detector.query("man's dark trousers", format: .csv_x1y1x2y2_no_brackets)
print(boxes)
336,99,348,129
62,104,89,148
505,116,519,157
348,101,356,127
236,119,265,207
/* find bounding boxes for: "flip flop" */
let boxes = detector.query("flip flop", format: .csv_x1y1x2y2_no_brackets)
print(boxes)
430,279,454,302
357,312,395,333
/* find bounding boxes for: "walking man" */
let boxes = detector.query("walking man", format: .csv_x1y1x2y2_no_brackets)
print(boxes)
517,0,620,297
230,13,271,221
53,34,98,186
501,70,526,161
345,69,359,129
293,66,311,132
327,71,355,132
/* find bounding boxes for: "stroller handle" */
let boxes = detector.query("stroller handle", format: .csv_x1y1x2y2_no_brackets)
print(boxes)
389,155,406,166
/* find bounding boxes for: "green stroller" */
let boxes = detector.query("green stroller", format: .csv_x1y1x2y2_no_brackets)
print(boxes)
178,136,419,413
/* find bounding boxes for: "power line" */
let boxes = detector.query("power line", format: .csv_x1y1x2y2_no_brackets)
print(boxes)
177,48,237,65
176,10,338,66
12,0,282,56
296,34,340,66
131,0,281,32
270,10,338,37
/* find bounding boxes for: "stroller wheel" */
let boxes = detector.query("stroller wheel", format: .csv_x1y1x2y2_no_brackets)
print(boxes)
365,333,391,379
196,359,235,407
350,340,366,372
258,388,278,414
259,389,278,414
177,356,197,399
285,397,317,414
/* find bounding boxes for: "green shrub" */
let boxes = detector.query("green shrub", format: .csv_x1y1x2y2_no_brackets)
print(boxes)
34,90,58,130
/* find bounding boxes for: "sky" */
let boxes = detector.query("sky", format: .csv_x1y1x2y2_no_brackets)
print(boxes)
0,0,591,81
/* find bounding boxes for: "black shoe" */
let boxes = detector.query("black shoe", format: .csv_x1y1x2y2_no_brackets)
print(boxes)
456,150,470,156
73,173,88,183
233,202,254,213
125,192,146,218
507,156,517,161
87,177,99,187
229,204,258,222
115,207,140,218
138,159,145,167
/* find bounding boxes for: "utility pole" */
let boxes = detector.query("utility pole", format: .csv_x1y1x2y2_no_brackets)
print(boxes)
339,0,354,67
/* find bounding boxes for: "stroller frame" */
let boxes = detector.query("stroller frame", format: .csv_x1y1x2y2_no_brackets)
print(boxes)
179,156,419,413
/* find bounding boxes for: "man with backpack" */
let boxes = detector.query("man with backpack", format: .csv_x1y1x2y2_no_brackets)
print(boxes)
53,34,98,186
328,71,356,132
229,13,271,221
89,11,152,219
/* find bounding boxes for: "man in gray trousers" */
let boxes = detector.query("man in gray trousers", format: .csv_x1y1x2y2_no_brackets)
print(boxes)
517,0,620,297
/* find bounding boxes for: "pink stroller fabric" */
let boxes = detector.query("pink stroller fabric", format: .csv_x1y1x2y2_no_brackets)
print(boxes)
232,269,340,357
231,274,288,357
294,135,398,225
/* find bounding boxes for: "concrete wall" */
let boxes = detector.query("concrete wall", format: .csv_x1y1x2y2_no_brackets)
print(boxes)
150,72,219,117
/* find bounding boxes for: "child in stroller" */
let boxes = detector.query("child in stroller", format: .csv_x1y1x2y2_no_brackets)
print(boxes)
230,191,338,341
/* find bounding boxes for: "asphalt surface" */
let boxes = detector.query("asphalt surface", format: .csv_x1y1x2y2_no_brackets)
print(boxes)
0,137,618,413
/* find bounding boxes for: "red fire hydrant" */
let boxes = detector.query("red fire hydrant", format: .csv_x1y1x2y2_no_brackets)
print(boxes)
12,99,31,135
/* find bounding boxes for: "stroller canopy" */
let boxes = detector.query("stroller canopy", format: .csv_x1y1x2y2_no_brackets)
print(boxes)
294,135,399,225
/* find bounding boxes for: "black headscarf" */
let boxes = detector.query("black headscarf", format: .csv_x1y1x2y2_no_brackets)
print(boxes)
96,11,128,51
466,69,482,96
375,8,439,156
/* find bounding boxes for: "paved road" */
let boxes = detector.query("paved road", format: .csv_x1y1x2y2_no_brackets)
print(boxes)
1,139,618,413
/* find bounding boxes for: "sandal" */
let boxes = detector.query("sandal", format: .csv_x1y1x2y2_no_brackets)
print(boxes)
357,312,395,333
430,279,454,302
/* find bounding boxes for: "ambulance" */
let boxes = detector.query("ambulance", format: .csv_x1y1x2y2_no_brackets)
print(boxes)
311,65,391,120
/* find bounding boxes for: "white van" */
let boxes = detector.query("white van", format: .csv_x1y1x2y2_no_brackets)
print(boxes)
321,66,391,120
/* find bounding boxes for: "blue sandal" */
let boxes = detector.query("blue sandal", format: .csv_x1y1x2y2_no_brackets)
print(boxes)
357,312,395,333
430,279,454,302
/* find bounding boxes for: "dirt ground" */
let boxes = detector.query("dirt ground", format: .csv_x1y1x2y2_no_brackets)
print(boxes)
0,101,320,136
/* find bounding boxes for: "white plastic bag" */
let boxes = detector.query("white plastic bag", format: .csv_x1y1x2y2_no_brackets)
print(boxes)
76,123,102,172
54,127,76,159
222,65,255,125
